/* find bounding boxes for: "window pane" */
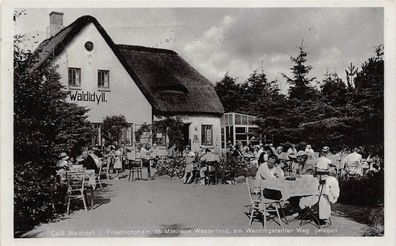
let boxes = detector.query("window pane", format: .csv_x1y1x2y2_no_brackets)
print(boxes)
242,115,248,125
68,68,81,87
235,114,242,125
235,127,246,133
201,125,213,145
98,70,110,88
75,69,80,86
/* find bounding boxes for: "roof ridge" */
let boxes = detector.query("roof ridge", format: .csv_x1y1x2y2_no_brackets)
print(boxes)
117,44,177,55
37,15,97,48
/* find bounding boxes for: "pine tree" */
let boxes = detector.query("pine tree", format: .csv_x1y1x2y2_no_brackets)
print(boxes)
214,73,243,112
282,45,318,101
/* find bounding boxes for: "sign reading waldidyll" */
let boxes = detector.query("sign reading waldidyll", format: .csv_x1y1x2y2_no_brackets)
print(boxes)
68,90,108,105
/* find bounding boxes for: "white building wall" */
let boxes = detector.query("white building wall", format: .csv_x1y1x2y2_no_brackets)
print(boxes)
179,115,221,153
53,23,152,125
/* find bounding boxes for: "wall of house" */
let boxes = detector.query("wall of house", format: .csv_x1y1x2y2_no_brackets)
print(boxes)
53,23,152,125
179,114,222,153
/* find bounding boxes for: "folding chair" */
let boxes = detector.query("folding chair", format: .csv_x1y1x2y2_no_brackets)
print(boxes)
246,177,264,227
66,171,88,214
101,156,111,180
261,181,288,228
299,178,332,228
95,164,103,188
128,159,143,181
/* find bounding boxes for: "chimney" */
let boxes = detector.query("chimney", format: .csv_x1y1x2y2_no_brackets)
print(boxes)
47,11,64,38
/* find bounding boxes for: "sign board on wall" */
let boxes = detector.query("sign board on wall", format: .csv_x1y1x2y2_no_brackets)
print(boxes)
68,90,108,105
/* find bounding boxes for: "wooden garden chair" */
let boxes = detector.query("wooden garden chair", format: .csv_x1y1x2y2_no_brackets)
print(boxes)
66,171,88,214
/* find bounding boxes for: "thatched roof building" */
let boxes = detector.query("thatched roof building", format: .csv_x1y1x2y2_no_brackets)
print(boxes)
32,15,224,116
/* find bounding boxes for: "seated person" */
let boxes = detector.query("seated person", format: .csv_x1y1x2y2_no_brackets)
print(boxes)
78,149,99,173
56,152,71,174
255,154,283,200
199,148,218,185
299,164,340,224
55,152,71,210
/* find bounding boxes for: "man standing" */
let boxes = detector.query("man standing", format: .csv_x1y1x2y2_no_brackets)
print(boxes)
141,143,152,179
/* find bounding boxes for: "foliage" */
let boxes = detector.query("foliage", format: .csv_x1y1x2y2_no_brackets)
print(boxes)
134,123,151,143
156,156,187,178
214,73,244,112
214,44,384,153
153,116,185,151
218,156,257,178
338,170,384,207
101,115,129,146
362,207,384,237
14,33,92,235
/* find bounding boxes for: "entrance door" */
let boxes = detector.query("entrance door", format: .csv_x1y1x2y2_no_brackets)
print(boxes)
182,123,191,147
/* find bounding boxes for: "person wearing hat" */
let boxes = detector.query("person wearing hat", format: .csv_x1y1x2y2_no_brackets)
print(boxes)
57,152,71,171
299,164,340,224
322,146,332,158
55,152,71,211
295,150,309,175
287,143,297,160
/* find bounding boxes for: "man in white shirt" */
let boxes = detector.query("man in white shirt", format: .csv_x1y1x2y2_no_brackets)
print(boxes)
256,154,284,180
342,147,363,176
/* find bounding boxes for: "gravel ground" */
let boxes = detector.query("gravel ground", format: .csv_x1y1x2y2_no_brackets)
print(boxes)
22,169,365,238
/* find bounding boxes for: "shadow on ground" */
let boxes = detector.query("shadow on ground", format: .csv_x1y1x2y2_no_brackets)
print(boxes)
332,204,369,224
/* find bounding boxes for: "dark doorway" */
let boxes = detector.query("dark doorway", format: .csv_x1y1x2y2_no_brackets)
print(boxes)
182,123,191,147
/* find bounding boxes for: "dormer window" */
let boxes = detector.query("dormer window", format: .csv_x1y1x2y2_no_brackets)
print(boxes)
153,84,188,94
68,67,81,87
98,70,110,88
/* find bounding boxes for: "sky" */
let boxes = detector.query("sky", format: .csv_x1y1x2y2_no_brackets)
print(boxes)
14,8,384,93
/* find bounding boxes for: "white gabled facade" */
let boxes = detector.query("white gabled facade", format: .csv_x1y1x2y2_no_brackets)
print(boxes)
52,22,152,146
42,12,224,152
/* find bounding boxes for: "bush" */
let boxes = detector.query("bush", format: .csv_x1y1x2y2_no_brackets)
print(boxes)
338,170,384,207
14,34,92,236
363,207,384,236
156,157,185,178
155,156,257,180
14,162,57,235
217,156,257,178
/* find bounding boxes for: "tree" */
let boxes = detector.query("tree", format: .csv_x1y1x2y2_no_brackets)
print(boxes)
214,73,243,112
282,45,318,101
153,116,185,151
352,44,384,148
14,32,93,234
101,115,129,146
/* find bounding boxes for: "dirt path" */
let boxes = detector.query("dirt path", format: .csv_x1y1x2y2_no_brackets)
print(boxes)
22,172,365,238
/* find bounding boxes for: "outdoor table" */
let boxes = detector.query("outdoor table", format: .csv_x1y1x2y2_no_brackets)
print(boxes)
257,176,319,200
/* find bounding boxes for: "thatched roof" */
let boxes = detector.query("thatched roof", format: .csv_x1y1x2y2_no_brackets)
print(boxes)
117,44,225,115
31,15,224,115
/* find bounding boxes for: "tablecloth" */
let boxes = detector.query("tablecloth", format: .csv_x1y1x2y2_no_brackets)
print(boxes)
257,176,319,200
